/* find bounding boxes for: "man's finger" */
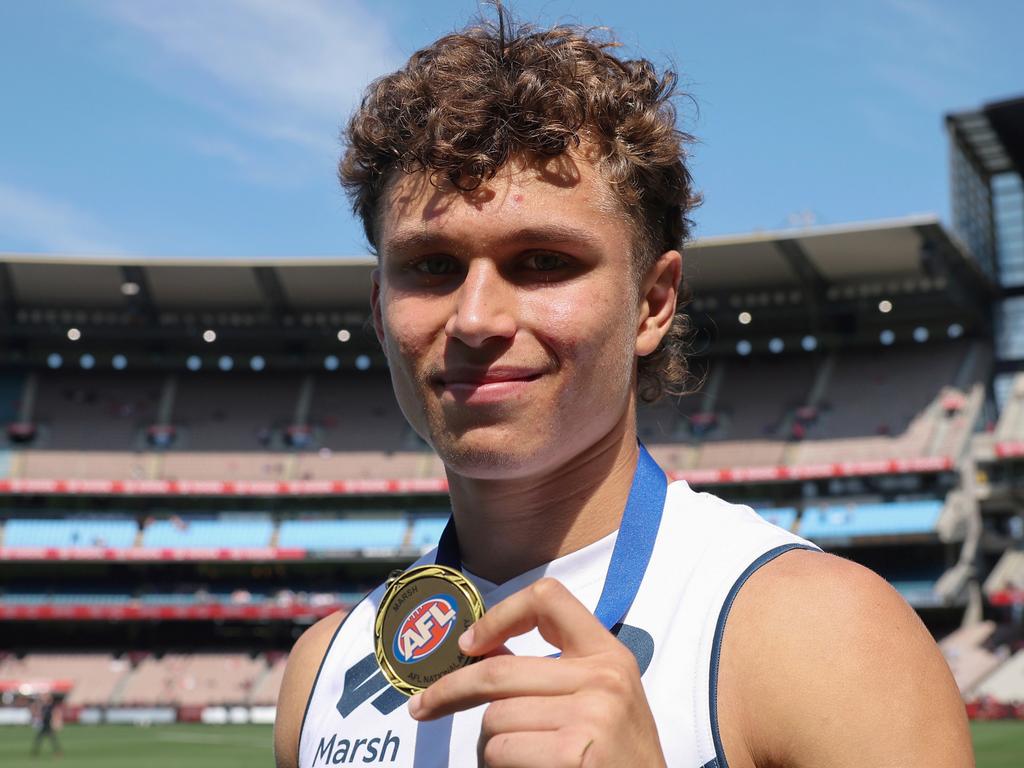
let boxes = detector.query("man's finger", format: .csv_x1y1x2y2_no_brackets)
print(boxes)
478,695,574,739
460,577,614,658
409,655,587,720
479,728,595,768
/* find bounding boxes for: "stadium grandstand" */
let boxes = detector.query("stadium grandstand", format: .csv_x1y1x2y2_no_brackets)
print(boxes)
1,93,1024,728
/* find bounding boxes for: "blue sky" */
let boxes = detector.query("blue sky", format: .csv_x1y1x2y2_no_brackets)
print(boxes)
0,0,1020,258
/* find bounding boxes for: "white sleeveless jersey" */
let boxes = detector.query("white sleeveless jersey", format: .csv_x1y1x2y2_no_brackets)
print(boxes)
297,481,820,768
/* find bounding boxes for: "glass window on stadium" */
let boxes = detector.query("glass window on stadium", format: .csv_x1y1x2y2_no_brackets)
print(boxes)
951,140,996,280
996,296,1024,361
994,172,1024,287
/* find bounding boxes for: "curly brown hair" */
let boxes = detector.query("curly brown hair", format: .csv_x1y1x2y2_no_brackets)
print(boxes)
339,6,700,402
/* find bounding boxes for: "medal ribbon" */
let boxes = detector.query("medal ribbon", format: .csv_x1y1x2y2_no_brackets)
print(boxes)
434,442,667,632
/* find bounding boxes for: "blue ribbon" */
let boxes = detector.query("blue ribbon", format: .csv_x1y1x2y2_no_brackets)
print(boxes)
434,442,667,632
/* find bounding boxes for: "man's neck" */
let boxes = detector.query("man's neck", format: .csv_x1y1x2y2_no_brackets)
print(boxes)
445,419,640,584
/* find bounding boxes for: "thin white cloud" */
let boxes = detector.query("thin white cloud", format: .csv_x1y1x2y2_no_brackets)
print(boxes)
0,181,126,254
93,0,401,159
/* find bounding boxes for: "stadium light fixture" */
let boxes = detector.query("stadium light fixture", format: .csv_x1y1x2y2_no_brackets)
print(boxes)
250,355,266,372
46,353,63,369
79,353,95,370
112,354,128,370
186,355,202,371
120,281,140,296
67,327,81,341
218,355,234,372
202,329,217,343
880,329,895,346
769,337,785,354
324,354,340,371
738,311,752,325
355,354,372,371
878,299,893,313
913,327,929,343
801,335,818,352
736,340,751,357
337,329,352,342
947,323,964,339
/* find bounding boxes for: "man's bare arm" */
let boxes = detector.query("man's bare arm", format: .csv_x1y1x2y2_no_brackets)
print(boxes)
718,550,973,768
274,612,344,768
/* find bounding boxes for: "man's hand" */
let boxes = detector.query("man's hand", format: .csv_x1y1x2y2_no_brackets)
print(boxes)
408,577,666,768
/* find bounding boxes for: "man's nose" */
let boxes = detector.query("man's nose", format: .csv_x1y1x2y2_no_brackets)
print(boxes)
444,260,517,347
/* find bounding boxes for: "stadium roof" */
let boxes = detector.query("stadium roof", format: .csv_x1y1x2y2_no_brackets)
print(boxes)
946,95,1024,178
0,214,989,316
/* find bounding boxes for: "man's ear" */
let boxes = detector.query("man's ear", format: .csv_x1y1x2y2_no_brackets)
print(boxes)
370,268,387,353
636,249,682,357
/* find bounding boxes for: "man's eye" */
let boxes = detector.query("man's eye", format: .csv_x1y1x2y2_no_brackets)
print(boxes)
413,256,459,275
524,252,569,271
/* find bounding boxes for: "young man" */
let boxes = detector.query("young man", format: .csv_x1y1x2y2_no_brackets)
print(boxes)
276,12,973,768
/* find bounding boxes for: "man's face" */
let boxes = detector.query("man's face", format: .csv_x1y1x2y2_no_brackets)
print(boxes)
372,154,648,480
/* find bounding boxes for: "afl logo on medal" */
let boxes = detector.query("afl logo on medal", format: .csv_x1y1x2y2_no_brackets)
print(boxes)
375,564,485,696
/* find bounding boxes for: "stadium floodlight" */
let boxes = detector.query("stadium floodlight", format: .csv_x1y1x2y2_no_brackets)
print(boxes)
738,311,752,325
250,355,266,371
79,353,96,370
880,329,895,346
112,354,128,370
769,337,785,354
218,355,234,371
67,327,81,341
948,323,964,339
801,335,818,352
337,329,352,342
355,354,372,371
120,281,140,296
913,327,929,343
202,329,217,343
186,355,202,371
878,299,893,314
46,352,63,369
736,340,752,356
324,354,340,371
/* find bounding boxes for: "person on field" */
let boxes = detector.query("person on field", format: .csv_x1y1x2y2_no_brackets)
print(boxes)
30,694,63,757
276,7,973,767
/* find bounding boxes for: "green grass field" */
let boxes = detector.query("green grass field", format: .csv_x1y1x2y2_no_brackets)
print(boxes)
0,722,1020,766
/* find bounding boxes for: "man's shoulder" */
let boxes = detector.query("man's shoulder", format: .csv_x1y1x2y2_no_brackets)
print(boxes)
717,549,972,768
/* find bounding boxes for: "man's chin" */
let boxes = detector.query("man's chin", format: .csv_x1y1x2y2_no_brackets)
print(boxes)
433,434,550,481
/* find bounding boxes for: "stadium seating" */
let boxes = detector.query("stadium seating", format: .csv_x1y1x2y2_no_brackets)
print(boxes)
307,374,409,451
277,516,408,550
971,648,1024,703
754,507,798,531
170,373,298,451
409,516,449,549
940,622,1007,695
141,516,273,548
3,518,138,548
249,655,287,706
31,372,163,450
797,499,943,541
0,654,131,706
116,653,265,706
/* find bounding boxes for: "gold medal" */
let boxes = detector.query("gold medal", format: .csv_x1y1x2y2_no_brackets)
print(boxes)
374,564,486,696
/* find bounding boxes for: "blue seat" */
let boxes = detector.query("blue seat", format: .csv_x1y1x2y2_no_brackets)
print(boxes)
142,517,273,548
409,516,449,548
278,518,407,550
754,507,797,531
4,518,137,548
798,499,942,540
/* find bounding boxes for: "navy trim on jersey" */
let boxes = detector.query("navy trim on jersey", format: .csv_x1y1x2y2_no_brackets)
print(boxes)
297,597,365,764
708,543,819,768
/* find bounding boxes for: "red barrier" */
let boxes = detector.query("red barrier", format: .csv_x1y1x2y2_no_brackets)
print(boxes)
0,456,956,497
0,603,345,621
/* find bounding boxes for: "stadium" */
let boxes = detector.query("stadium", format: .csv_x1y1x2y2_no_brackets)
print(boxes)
0,93,1022,766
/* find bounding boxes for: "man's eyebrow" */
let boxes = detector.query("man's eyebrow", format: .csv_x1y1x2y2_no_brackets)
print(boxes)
382,224,604,255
